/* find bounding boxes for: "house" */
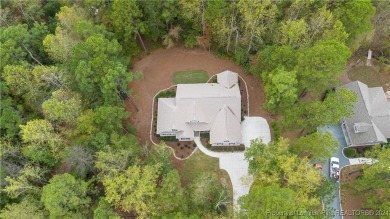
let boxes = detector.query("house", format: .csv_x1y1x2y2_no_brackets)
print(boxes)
338,81,390,147
157,70,242,146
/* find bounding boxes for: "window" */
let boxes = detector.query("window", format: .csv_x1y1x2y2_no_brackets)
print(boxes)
172,129,177,131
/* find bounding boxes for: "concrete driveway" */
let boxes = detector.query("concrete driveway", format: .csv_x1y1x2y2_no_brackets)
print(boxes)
318,125,350,219
193,117,271,210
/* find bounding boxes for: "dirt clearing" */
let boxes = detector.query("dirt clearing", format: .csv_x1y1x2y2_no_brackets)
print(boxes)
125,46,270,145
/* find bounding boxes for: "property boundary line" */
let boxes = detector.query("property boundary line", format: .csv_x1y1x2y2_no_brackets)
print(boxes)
150,73,251,160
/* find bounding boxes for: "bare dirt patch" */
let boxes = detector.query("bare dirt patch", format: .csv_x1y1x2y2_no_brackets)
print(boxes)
125,45,270,145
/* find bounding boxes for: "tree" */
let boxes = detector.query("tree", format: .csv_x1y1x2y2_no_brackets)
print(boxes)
295,40,351,94
43,6,88,63
109,0,144,55
282,88,357,131
3,163,49,198
93,198,120,219
308,6,349,43
19,119,63,165
0,197,47,219
71,34,137,105
353,146,390,212
6,0,44,25
0,82,23,139
189,172,221,209
64,145,94,179
137,0,179,42
334,0,376,42
239,184,296,218
95,147,140,179
263,66,298,112
42,89,82,125
2,64,63,110
103,164,161,217
41,173,90,218
146,142,173,175
245,138,323,209
237,0,278,53
292,131,338,160
278,19,310,48
251,45,297,76
156,170,187,215
0,23,49,67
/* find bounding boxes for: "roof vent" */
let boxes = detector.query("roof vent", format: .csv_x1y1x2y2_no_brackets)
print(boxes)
353,122,372,133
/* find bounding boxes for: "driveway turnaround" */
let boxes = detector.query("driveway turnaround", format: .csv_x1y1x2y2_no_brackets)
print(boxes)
194,116,271,211
318,125,350,219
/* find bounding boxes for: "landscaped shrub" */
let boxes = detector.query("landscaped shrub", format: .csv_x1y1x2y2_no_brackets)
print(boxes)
177,143,180,146
156,90,176,99
193,143,196,147
159,136,177,141
200,132,210,138
180,147,184,150
344,148,360,158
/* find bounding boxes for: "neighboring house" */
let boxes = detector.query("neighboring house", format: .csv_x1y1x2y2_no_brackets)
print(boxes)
338,81,390,147
157,70,242,146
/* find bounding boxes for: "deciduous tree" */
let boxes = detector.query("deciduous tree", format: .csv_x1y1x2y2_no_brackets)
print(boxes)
0,197,47,219
292,131,338,160
41,173,90,218
353,146,390,212
156,170,187,215
103,164,161,217
239,183,296,218
42,89,82,125
263,66,298,112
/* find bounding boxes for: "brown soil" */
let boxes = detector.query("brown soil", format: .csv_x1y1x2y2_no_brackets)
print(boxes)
125,45,271,146
340,165,368,219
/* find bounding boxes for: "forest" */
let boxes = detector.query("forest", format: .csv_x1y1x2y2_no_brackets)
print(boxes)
0,0,389,218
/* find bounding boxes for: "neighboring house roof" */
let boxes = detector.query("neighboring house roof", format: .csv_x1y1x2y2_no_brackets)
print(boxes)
210,105,241,145
338,81,390,146
157,71,241,144
217,70,239,88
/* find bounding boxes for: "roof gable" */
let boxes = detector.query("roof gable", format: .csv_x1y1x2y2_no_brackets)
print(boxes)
217,70,238,88
210,105,241,144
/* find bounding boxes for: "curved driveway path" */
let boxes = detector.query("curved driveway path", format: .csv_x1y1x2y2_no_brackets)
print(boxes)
194,137,252,210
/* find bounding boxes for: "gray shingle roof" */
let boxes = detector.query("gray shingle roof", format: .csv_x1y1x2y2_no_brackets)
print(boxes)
338,81,390,146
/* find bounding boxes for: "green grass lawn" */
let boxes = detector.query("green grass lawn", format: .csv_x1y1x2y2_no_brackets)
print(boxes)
347,66,382,87
179,150,232,192
173,70,209,84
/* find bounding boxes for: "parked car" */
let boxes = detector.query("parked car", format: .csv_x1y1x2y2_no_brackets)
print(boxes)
329,157,340,180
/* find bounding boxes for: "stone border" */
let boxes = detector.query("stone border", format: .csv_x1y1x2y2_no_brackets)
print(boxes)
150,74,251,160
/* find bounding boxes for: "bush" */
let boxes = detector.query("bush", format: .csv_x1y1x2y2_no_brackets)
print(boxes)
344,148,360,158
271,121,280,141
159,136,177,141
184,31,198,48
200,132,210,138
156,90,176,99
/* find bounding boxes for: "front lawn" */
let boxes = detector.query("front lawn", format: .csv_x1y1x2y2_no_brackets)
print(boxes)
179,150,232,193
173,70,209,84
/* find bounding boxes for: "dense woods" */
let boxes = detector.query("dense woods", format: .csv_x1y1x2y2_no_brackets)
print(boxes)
1,0,388,218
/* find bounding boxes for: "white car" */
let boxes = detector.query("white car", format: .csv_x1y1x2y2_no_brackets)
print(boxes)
329,157,340,180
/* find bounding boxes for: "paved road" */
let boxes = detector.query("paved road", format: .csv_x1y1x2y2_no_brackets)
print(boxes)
318,125,350,219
